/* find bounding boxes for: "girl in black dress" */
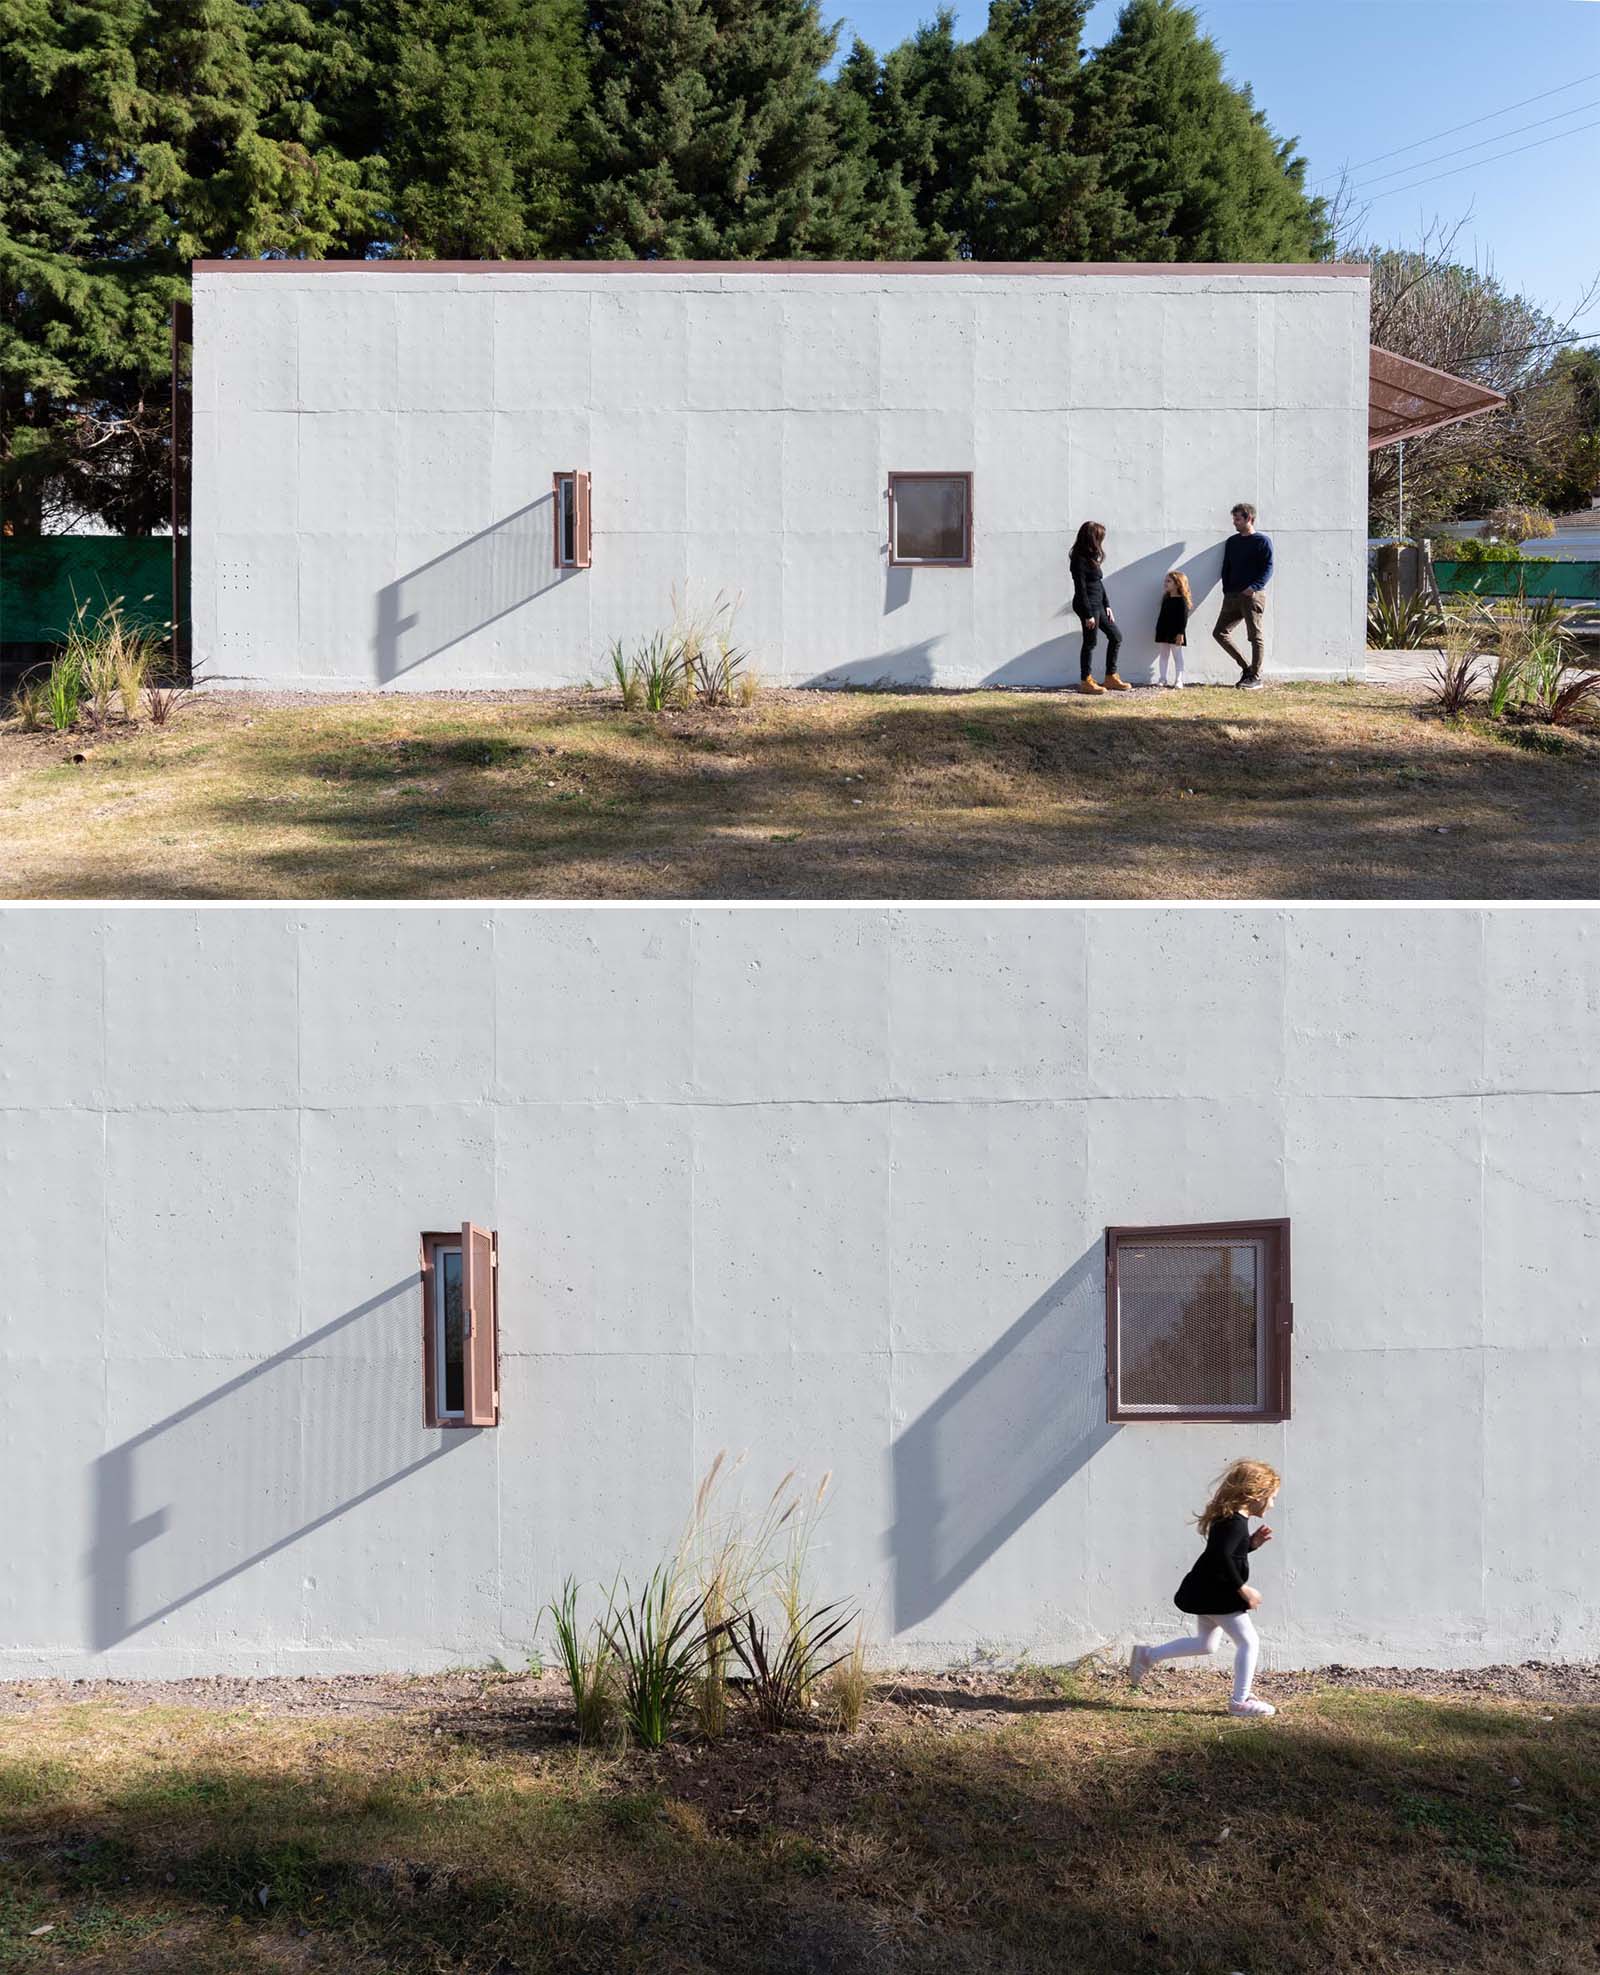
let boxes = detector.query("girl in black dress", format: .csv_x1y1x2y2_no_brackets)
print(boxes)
1155,570,1192,688
1069,520,1128,694
1127,1459,1280,1718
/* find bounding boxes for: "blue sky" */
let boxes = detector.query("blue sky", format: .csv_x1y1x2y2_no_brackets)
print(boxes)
828,0,1599,342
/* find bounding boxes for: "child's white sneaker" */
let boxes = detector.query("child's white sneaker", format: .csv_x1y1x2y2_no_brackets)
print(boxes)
1129,1644,1153,1690
1229,1696,1276,1718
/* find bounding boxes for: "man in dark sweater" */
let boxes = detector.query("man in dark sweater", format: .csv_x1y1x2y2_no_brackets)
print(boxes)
1213,502,1273,687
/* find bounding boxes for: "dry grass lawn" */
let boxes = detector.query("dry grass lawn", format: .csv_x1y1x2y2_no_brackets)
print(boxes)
1,1665,1596,1973
0,683,1594,899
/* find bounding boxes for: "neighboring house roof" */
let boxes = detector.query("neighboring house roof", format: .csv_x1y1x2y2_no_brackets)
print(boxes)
1369,347,1506,449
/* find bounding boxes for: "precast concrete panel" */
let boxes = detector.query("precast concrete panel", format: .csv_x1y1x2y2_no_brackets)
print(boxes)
7,906,1594,1678
192,267,1370,689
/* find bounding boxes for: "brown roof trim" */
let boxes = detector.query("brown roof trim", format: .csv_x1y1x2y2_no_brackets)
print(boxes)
192,257,1369,278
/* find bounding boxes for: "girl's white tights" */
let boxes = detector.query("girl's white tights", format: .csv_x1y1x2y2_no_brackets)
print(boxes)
1157,643,1184,686
1146,1613,1259,1704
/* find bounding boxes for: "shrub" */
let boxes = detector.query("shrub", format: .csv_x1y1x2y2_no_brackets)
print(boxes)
602,1567,730,1750
635,632,682,713
1426,638,1480,717
681,1453,797,1741
1486,649,1526,718
43,646,84,731
823,1623,870,1733
1544,666,1600,729
1485,503,1555,543
691,637,749,708
773,1471,835,1709
6,673,51,732
543,1577,619,1747
545,1457,862,1751
145,674,197,727
64,594,165,727
1434,537,1520,565
1367,585,1444,650
1453,586,1593,725
668,588,756,709
1519,644,1599,728
729,1602,857,1732
610,640,642,711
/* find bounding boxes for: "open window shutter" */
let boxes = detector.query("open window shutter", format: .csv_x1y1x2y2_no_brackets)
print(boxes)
462,1222,499,1426
575,472,592,568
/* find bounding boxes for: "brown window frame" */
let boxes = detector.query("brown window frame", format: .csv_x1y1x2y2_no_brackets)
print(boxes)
1104,1219,1291,1425
886,471,973,568
553,470,591,570
421,1225,501,1428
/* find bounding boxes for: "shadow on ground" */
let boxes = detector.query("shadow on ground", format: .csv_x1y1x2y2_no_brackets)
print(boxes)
2,687,1595,899
1,1676,1596,1973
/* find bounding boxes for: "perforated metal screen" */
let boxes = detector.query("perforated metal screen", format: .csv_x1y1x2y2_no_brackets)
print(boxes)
1116,1239,1264,1413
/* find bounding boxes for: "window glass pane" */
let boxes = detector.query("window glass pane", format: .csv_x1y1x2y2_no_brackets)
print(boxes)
558,478,576,564
439,1248,465,1414
1117,1241,1261,1411
894,476,968,561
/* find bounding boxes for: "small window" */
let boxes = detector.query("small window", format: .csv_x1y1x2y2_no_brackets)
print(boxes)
1105,1220,1290,1424
553,470,591,569
421,1225,500,1427
887,471,972,567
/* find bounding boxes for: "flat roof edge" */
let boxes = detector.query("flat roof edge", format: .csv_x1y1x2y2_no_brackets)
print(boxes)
191,258,1370,278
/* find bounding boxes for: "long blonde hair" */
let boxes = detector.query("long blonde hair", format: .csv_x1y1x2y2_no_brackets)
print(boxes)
1196,1459,1280,1534
1164,570,1193,606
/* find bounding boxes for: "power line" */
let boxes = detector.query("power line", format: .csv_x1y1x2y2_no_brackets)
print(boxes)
1357,118,1600,202
1476,330,1600,361
1347,97,1600,193
1312,68,1600,184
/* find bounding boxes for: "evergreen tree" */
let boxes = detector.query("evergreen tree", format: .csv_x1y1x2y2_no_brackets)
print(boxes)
1078,0,1329,263
579,0,840,258
841,10,1022,260
310,0,589,258
977,0,1123,258
816,40,925,258
1,0,370,532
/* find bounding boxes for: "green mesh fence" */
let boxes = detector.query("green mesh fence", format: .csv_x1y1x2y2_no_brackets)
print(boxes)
1434,560,1600,602
0,536,178,645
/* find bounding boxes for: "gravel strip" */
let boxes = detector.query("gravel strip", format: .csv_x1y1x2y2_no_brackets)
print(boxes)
1,1659,1595,1720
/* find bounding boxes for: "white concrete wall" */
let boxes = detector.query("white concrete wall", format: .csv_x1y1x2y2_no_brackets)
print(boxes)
7,905,1594,1679
191,268,1369,691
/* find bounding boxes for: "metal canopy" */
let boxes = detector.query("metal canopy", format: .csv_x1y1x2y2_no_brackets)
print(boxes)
1369,346,1505,450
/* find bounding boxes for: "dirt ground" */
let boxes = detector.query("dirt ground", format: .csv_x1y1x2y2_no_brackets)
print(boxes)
3,1661,1598,1974
1,681,1594,899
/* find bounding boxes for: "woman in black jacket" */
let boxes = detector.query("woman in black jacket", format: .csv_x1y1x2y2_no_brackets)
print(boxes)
1069,520,1128,694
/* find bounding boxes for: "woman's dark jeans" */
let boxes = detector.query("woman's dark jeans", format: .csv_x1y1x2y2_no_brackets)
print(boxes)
1080,613,1123,680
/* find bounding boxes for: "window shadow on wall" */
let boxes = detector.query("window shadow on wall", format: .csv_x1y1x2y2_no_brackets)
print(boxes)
375,498,573,684
891,1243,1115,1633
87,1281,474,1652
